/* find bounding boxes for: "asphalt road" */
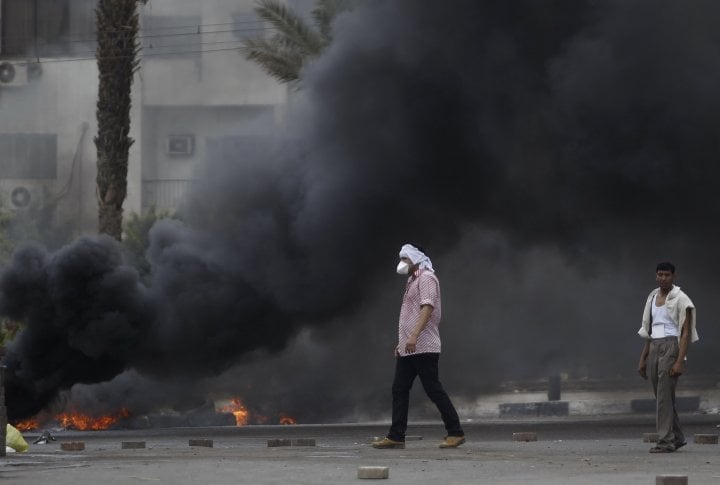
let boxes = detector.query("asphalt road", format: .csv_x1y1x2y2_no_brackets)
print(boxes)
2,415,720,484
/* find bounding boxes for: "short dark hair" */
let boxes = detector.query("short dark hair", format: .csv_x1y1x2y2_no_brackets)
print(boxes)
656,261,675,274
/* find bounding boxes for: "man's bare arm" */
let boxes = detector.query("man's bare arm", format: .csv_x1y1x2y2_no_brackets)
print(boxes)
671,308,692,377
638,339,650,380
404,304,433,353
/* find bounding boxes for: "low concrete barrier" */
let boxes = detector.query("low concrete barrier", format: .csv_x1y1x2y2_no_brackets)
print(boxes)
631,396,699,413
499,401,569,417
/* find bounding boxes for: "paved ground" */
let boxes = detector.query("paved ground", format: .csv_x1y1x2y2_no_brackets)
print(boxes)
2,415,720,484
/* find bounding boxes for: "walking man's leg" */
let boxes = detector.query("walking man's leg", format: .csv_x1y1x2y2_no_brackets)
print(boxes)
373,357,416,449
654,340,680,450
388,356,416,441
416,353,464,447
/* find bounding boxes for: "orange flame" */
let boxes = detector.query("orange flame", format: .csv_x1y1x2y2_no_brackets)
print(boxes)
218,398,250,426
217,397,297,426
13,408,131,431
279,414,297,425
56,408,131,431
13,418,40,432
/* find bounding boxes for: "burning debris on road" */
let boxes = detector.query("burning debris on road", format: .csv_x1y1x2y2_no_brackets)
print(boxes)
12,397,297,432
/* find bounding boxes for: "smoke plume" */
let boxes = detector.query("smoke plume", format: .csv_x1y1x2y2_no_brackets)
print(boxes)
2,0,720,421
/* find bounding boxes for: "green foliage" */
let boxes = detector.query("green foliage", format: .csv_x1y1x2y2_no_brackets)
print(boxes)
0,210,18,265
242,0,353,83
122,207,175,281
0,319,20,349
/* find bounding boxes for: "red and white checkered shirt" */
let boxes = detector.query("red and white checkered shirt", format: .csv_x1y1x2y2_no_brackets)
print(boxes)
397,269,442,356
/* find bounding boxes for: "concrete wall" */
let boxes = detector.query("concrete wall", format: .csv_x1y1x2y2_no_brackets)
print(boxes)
0,59,143,235
139,0,286,107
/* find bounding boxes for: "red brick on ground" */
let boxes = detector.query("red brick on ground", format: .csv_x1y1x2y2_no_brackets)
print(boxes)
656,475,688,485
61,442,85,451
188,439,213,448
513,432,538,442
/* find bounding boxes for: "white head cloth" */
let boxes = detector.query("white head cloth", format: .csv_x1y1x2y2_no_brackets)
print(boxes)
399,244,434,272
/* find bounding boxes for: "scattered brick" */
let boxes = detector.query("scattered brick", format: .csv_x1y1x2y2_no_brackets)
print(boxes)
656,475,688,485
60,442,85,451
357,466,389,479
512,432,538,442
292,438,316,446
188,439,213,448
122,441,146,449
693,434,718,444
643,433,659,443
267,439,292,447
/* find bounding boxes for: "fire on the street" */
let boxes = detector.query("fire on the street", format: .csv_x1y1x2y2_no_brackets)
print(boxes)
218,398,250,426
13,418,41,432
279,414,297,425
12,408,131,431
56,408,131,430
216,397,297,426
12,399,297,430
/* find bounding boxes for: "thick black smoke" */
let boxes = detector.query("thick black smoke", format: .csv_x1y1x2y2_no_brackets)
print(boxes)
3,0,720,421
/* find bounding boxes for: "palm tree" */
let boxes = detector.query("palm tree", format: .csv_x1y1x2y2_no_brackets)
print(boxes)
242,0,351,83
95,0,147,240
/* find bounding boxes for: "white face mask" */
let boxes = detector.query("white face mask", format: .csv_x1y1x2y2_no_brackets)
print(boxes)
396,261,410,275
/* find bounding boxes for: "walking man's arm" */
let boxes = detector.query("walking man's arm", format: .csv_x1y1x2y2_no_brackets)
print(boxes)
404,304,433,354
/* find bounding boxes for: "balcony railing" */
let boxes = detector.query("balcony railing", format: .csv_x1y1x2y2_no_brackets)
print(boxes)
142,179,194,212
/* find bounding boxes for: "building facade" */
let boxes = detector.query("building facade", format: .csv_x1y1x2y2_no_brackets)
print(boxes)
0,0,288,236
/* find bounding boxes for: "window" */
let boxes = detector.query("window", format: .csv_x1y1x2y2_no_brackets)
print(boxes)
0,0,70,57
0,134,57,179
140,15,201,57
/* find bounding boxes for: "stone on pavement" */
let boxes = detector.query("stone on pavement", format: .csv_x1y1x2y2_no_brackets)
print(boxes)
693,434,718,444
513,432,538,442
292,438,316,446
60,442,85,451
121,441,146,449
267,438,292,447
188,439,213,447
357,466,389,479
656,475,688,485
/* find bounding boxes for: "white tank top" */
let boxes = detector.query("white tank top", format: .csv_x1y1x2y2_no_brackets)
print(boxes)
651,294,679,338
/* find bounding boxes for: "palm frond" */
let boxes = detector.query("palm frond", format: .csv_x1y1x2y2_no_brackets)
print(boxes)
312,0,354,39
254,0,325,56
312,0,339,40
243,37,304,83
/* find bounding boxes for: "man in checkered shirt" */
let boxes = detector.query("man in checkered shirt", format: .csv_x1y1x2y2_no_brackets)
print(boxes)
372,244,465,449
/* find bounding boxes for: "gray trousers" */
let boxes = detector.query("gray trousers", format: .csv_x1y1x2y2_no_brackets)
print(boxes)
648,337,684,449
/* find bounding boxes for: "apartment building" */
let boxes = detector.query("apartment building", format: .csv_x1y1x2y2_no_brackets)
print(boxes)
0,0,289,234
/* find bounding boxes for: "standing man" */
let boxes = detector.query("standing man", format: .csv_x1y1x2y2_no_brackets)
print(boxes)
637,261,699,453
372,244,465,449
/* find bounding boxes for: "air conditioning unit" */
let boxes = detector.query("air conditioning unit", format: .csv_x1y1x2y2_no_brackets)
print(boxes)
0,184,43,210
0,62,28,87
166,134,194,156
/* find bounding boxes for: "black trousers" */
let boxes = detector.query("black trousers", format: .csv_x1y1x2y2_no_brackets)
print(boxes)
387,353,464,441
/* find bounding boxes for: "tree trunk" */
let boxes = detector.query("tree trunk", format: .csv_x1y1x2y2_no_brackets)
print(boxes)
95,0,141,240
